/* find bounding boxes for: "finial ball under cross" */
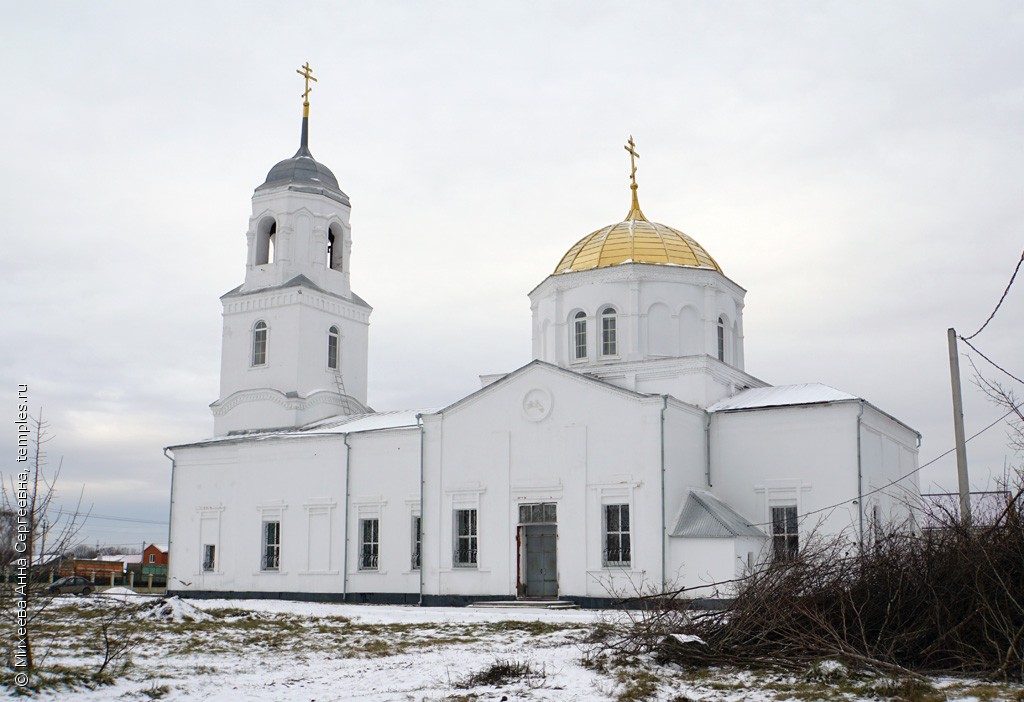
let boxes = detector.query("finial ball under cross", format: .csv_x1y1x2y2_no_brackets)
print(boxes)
624,135,640,189
296,62,317,104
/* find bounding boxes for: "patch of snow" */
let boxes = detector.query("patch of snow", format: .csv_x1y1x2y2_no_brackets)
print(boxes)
98,586,142,601
709,383,858,412
670,633,706,645
143,595,213,623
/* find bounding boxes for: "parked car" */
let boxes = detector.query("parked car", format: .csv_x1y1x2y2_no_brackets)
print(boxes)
47,576,93,596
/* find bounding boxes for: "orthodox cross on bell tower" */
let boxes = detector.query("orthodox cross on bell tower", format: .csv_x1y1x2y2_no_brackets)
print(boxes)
296,62,317,116
624,135,646,220
294,62,318,150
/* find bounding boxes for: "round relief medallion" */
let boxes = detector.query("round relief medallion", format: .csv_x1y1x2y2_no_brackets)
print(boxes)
522,388,553,422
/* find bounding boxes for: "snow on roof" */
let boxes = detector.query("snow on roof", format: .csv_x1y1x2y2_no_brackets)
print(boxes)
708,383,858,412
301,409,437,434
98,554,142,563
178,409,437,448
670,489,766,539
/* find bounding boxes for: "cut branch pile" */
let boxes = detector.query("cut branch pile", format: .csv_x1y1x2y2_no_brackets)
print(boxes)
604,484,1024,681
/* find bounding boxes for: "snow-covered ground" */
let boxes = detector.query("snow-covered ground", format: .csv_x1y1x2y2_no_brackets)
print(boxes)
7,593,1023,701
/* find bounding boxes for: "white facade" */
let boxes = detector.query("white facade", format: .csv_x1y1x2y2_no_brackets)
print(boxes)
167,113,921,605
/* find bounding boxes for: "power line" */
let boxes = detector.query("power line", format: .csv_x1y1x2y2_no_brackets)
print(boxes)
47,510,169,526
963,247,1024,340
958,336,1024,386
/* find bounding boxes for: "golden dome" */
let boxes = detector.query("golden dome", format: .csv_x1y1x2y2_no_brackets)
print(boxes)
553,205,721,275
555,136,721,275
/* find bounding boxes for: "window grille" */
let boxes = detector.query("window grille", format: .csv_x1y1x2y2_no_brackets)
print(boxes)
603,504,631,566
360,518,380,570
411,515,422,570
261,521,280,571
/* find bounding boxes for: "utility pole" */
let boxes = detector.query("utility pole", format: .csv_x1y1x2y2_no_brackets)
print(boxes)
947,328,971,525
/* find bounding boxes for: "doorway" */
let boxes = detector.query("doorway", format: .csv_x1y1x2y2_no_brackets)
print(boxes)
517,503,557,598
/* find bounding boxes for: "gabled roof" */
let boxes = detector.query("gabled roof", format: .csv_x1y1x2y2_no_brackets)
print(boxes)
438,359,657,415
708,383,857,412
670,489,766,539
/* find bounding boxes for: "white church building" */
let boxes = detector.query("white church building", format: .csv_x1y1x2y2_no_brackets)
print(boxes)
166,89,920,606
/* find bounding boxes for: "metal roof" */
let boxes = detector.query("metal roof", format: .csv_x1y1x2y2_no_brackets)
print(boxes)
254,115,350,205
170,409,435,450
708,383,858,412
670,489,766,539
302,409,434,434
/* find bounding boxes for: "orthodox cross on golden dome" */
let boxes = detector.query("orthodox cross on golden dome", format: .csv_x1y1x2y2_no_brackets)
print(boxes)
624,135,646,220
296,62,317,116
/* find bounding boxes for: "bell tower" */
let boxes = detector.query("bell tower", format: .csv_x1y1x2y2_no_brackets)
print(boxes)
211,64,372,435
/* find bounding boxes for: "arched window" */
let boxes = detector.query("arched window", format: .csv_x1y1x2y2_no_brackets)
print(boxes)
327,224,342,272
572,311,587,360
327,325,340,370
601,307,617,357
252,321,268,366
254,219,277,266
717,316,725,362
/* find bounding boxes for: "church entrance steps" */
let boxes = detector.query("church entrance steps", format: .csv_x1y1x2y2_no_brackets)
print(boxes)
468,600,579,610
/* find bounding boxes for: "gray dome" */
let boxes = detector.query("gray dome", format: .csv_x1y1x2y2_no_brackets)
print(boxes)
255,117,350,205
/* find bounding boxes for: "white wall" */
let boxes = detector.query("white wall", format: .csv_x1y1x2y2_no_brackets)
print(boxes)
668,536,767,598
859,405,920,531
420,363,678,600
710,402,864,546
345,428,422,596
169,435,347,594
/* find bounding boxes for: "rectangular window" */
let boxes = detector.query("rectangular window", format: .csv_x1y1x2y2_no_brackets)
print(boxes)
262,520,280,571
411,515,422,571
771,506,799,560
149,553,156,564
202,544,216,572
574,318,587,360
454,509,478,567
518,503,557,524
603,504,631,566
360,518,379,570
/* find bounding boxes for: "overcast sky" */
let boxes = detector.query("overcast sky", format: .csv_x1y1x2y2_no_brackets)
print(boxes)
2,2,1022,549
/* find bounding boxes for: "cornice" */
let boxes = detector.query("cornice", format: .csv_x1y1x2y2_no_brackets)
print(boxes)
210,388,369,416
529,263,746,301
221,286,371,322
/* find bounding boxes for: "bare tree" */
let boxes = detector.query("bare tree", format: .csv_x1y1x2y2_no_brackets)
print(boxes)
1,411,86,687
974,372,1024,456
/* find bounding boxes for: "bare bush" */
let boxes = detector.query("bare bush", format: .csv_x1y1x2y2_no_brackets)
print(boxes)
603,482,1024,681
